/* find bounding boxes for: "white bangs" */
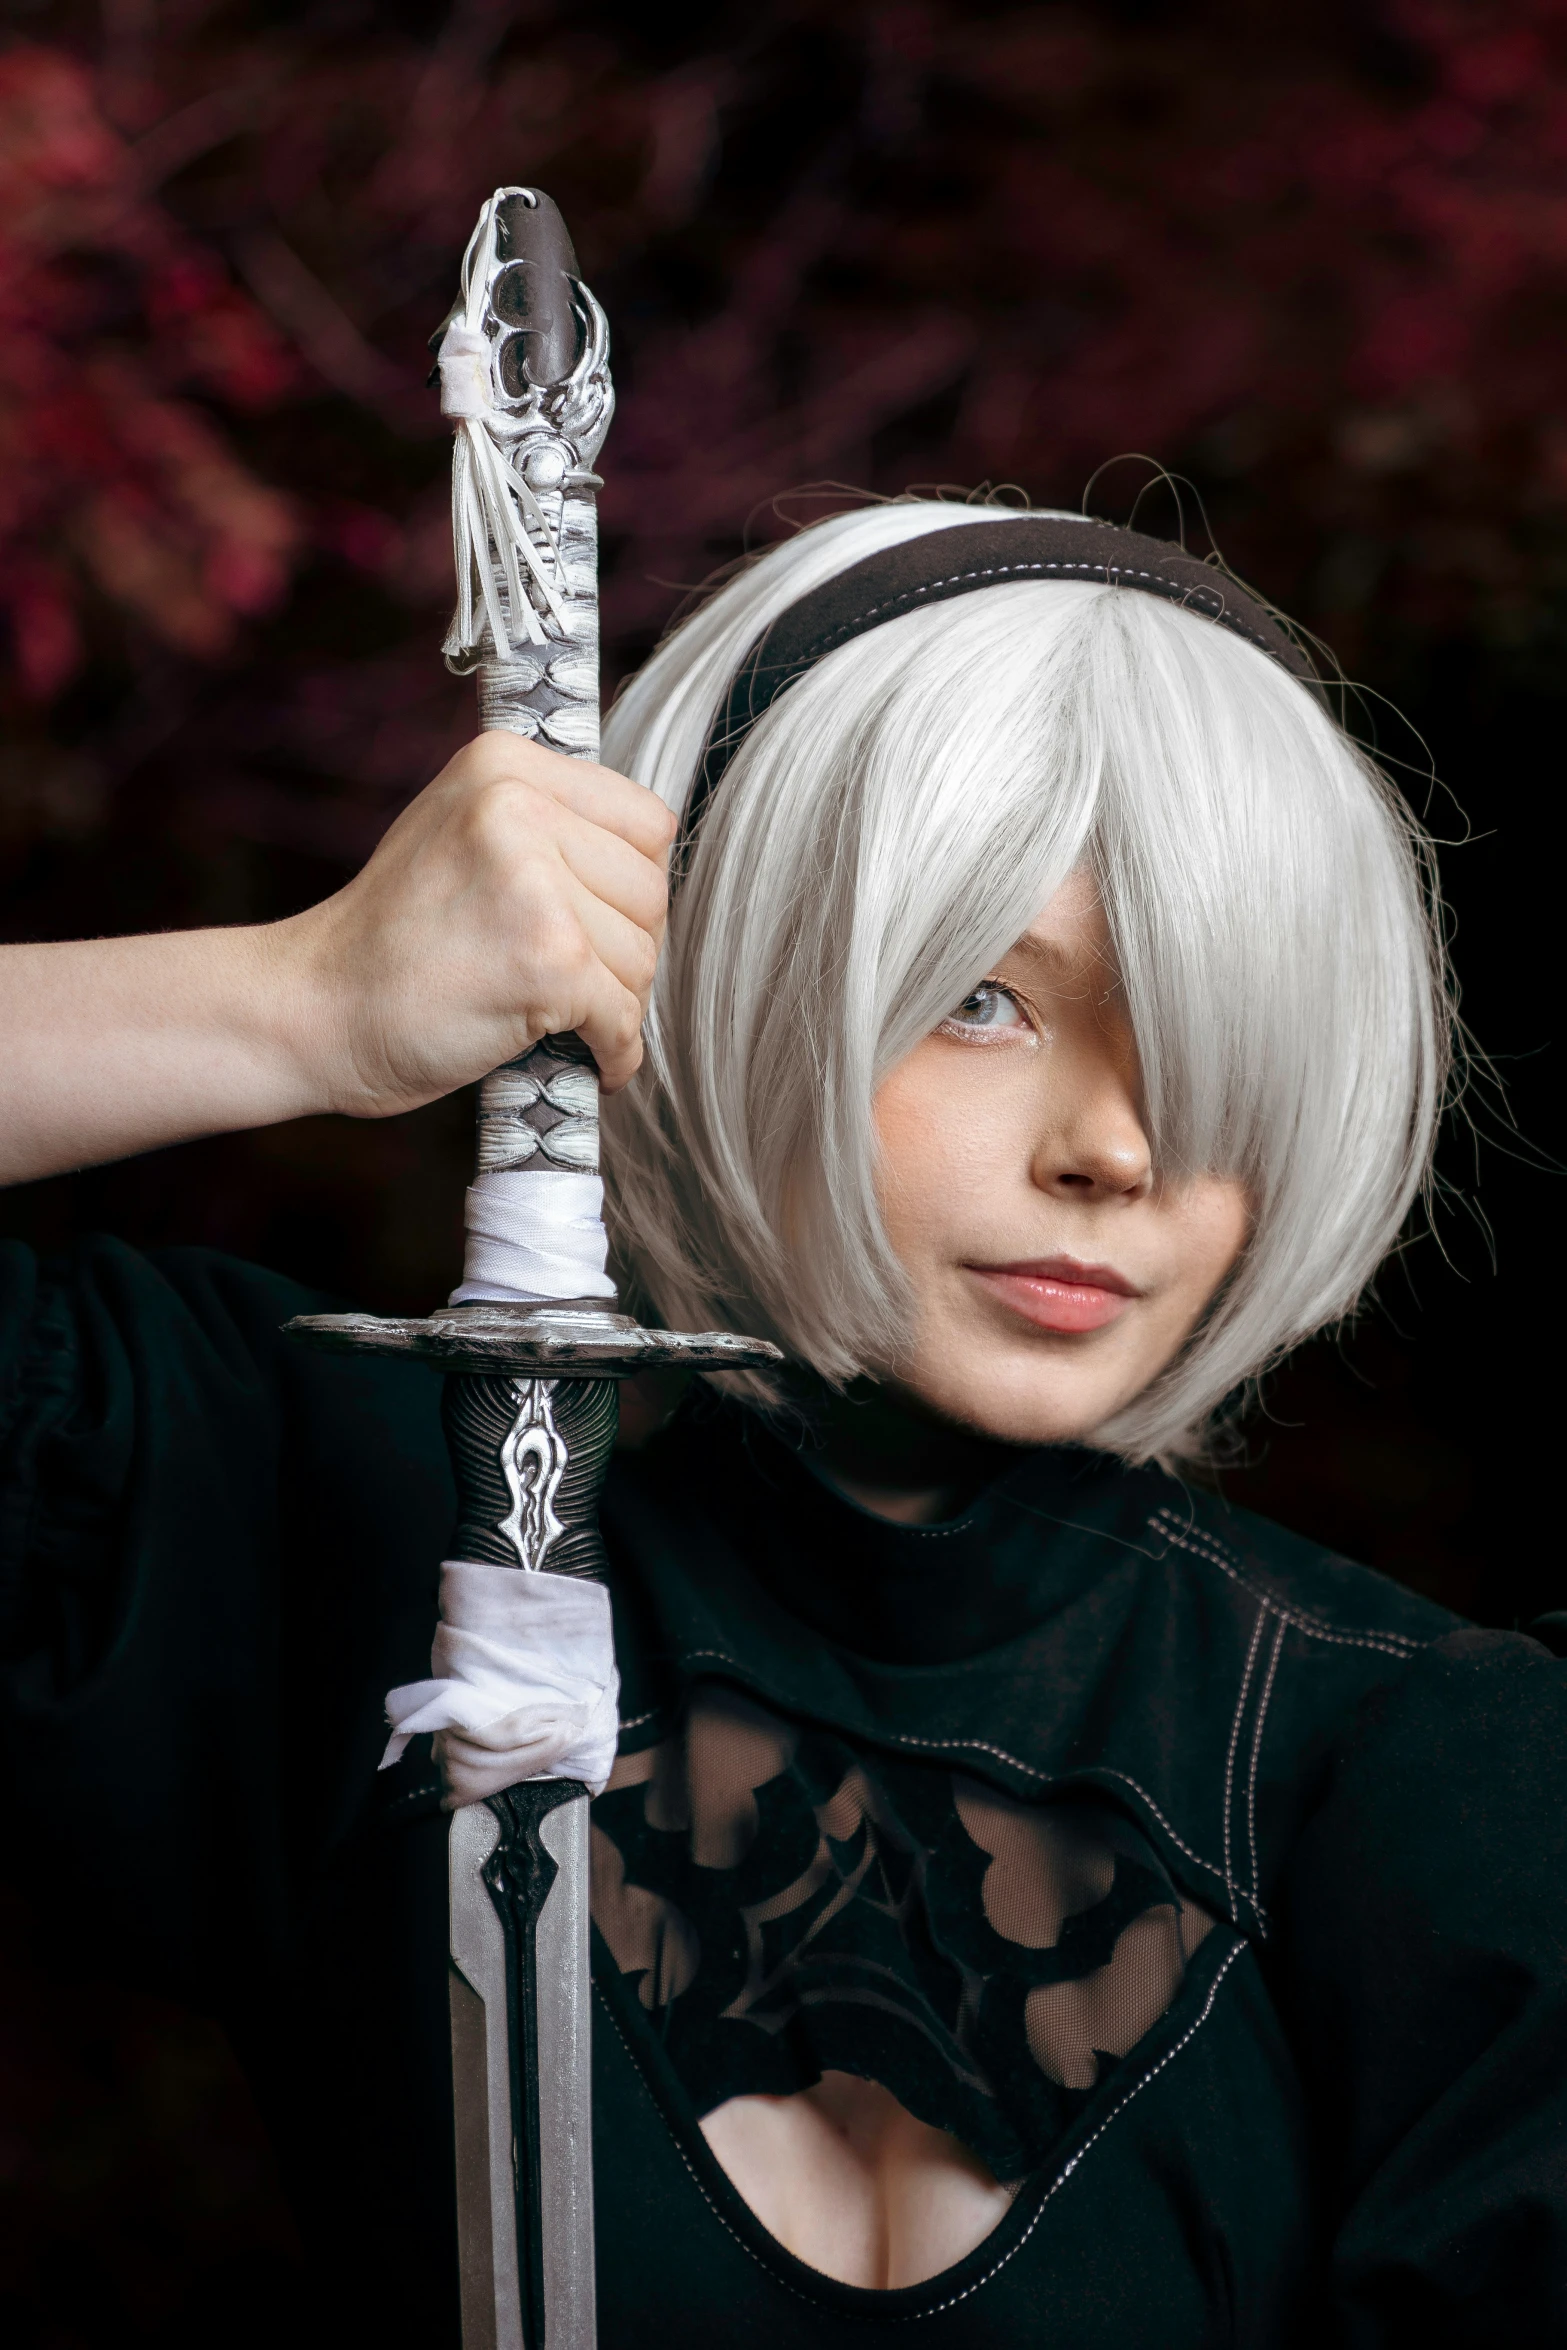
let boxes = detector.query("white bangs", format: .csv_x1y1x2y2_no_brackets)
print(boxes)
600,503,1448,1462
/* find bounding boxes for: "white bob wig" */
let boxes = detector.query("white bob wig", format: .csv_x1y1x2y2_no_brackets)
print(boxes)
600,500,1449,1464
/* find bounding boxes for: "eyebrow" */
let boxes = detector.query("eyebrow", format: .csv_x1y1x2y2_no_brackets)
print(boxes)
1001,933,1083,980
999,929,1121,993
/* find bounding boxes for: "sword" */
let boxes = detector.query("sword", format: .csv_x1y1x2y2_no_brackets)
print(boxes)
287,187,778,2350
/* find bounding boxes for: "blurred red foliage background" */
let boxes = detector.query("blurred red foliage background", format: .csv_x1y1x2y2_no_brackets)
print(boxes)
3,1,1567,2340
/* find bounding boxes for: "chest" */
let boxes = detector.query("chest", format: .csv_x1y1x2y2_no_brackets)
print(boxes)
584,1681,1316,2337
698,2073,1020,2288
589,1927,1314,2345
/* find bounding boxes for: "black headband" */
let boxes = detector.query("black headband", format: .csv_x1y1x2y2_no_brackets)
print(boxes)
682,516,1315,856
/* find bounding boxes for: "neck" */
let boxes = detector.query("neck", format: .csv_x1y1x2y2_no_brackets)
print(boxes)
794,1378,1021,1526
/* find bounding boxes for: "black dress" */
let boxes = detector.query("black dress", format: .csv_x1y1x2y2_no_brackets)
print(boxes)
2,1237,1564,2346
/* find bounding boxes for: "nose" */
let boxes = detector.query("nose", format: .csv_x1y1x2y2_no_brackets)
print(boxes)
1030,1075,1153,1205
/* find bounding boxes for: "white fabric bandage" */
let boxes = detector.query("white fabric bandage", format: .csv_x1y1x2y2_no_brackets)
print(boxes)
437,318,495,420
383,1562,620,1804
450,1169,617,1304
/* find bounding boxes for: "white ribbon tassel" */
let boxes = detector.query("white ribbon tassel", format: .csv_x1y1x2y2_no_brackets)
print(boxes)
449,1168,616,1304
383,1563,619,1804
438,194,568,667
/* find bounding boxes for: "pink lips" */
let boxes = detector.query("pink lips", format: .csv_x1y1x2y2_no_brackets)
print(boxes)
968,1256,1140,1335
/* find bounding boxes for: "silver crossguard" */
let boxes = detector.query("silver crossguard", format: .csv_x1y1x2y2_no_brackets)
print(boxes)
288,188,778,2350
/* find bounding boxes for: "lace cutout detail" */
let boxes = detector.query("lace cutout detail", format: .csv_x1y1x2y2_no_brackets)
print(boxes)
591,1686,1216,2181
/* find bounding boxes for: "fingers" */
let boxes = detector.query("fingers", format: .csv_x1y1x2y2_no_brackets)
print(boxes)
569,882,660,1011
552,802,669,949
443,735,670,945
459,730,677,861
569,964,646,1093
499,876,649,1089
546,861,663,1088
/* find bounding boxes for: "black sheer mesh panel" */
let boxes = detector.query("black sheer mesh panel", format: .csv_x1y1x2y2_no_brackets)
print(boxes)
590,1686,1215,2182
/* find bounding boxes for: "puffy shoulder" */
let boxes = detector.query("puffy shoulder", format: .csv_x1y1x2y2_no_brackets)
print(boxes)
0,1233,450,1701
1281,1622,1567,2025
1277,1627,1567,2338
0,1235,451,1994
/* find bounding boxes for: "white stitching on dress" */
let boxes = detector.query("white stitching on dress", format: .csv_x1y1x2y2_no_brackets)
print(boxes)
1092,1771,1263,1923
1152,1514,1420,1657
1222,1610,1266,1926
1247,1618,1287,1929
593,1986,825,2311
898,1939,1249,2321
599,1938,1248,2322
1155,1509,1423,1648
664,1650,1263,1923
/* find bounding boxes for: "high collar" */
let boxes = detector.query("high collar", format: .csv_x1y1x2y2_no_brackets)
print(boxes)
645,1396,1154,1667
600,1391,1455,1936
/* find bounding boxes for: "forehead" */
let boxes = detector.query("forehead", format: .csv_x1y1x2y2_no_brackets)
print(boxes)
1006,868,1116,987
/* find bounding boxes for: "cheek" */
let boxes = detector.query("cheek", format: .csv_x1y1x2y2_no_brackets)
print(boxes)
1174,1181,1252,1305
872,1050,985,1256
872,1064,940,1251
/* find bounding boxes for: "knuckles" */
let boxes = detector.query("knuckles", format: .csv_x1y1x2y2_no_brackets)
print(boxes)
512,902,593,989
455,772,555,860
625,928,659,994
450,731,556,788
444,734,678,855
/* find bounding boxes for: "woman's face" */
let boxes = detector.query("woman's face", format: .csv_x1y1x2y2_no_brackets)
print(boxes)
874,870,1250,1446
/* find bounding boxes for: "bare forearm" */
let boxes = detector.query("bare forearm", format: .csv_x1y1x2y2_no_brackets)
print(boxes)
0,735,672,1191
0,922,335,1186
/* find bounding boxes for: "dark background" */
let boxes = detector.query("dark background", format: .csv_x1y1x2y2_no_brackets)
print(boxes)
1,1,1563,2340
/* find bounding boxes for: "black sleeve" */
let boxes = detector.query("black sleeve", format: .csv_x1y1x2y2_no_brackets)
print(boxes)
1278,1625,1567,2346
0,1235,452,2001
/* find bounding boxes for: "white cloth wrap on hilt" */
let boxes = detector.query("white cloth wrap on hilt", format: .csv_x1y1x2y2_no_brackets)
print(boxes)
451,1036,616,1303
451,1170,614,1304
383,1565,619,1802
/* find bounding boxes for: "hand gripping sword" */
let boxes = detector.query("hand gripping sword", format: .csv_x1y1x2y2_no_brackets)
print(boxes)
287,188,779,2350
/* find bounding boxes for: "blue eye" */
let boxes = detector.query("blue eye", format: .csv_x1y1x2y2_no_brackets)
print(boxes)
945,983,1028,1034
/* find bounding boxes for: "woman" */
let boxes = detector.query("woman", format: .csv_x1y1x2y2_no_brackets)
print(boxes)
1,500,1562,2346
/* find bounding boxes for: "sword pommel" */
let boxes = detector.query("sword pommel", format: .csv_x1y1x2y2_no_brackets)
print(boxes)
491,190,584,396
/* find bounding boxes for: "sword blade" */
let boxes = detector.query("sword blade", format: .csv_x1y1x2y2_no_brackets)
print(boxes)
529,1791,596,2350
450,1801,522,2350
450,1787,595,2350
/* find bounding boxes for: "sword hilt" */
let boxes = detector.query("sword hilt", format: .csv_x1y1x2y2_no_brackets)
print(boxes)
286,182,780,2350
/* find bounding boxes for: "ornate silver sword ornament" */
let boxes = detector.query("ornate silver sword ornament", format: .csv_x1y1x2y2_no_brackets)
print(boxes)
287,188,779,2350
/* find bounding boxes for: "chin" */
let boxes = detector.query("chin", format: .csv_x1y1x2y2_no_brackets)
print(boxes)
902,1340,1133,1450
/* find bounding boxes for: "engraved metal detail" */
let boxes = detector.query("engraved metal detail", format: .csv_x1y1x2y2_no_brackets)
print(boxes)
442,1373,618,1577
497,1379,568,1571
288,1302,782,1379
